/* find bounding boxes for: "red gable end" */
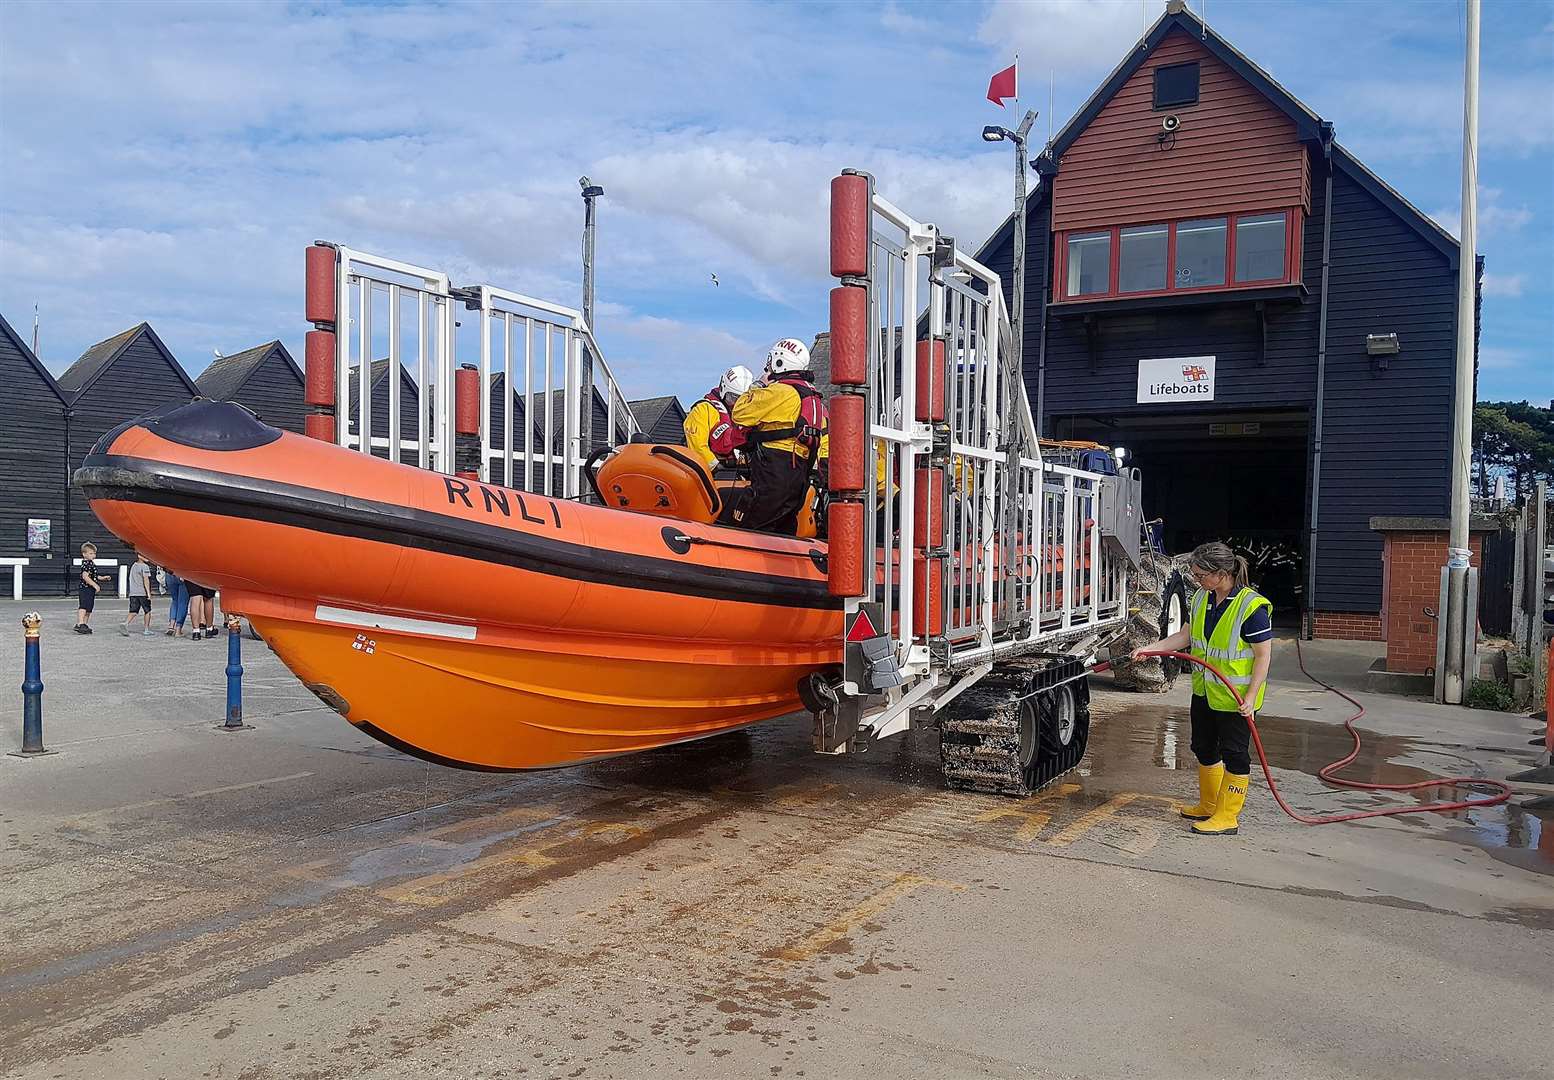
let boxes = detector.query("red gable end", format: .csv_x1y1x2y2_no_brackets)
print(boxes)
1052,28,1310,232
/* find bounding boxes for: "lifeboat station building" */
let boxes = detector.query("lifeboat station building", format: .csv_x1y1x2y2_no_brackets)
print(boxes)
976,5,1472,639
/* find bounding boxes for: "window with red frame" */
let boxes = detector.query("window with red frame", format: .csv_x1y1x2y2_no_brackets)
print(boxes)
1055,209,1301,301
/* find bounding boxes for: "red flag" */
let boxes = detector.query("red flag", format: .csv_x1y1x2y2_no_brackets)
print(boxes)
986,62,1017,107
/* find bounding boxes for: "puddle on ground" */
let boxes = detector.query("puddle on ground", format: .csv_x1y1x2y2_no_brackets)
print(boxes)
1087,698,1552,873
273,814,572,906
554,698,1553,875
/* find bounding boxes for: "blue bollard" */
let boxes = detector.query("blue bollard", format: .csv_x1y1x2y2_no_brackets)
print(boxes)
216,614,253,732
10,612,57,758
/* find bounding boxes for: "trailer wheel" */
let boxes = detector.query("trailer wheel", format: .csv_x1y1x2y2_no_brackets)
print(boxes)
1028,678,1090,788
940,657,1090,796
1155,569,1191,683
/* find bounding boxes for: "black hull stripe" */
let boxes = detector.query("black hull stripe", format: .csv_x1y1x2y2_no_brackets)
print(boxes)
76,454,840,611
352,719,529,772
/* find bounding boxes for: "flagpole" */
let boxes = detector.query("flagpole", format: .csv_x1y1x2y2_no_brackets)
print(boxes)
1440,0,1480,704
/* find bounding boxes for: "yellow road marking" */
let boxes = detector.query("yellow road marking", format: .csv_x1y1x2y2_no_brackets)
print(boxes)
766,872,965,962
280,804,565,888
774,782,840,808
710,779,839,807
379,815,656,906
970,784,1181,856
972,782,1080,840
1043,792,1180,855
415,804,559,843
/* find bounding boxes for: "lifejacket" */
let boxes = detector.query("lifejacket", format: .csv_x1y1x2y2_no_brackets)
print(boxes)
701,390,747,458
745,375,827,464
1188,587,1273,712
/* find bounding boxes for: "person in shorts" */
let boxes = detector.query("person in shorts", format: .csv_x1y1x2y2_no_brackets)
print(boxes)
187,581,217,640
75,542,105,634
121,554,155,637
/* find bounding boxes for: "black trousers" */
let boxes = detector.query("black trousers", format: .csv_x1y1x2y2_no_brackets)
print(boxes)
1190,693,1252,775
734,446,811,535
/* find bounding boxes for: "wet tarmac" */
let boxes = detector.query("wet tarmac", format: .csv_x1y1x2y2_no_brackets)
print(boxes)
1084,698,1554,876
1,601,1551,1079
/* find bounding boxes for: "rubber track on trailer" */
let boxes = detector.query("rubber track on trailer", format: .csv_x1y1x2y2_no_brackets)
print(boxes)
938,656,1090,797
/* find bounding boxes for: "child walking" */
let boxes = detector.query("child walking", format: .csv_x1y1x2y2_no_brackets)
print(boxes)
120,553,155,637
74,543,105,634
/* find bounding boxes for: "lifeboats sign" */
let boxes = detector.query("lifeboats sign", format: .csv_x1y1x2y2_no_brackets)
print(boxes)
1137,356,1215,403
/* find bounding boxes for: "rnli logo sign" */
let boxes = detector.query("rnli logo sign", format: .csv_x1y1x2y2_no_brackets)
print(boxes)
1137,356,1215,403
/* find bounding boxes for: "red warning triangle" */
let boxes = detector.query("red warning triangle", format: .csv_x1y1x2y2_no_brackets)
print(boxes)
846,609,879,642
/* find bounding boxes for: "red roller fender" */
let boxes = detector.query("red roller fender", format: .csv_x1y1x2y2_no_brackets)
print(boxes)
304,330,336,408
305,245,336,324
455,364,480,436
829,285,868,386
827,500,866,597
915,338,946,422
303,412,335,443
912,553,944,637
828,393,867,494
829,174,870,279
913,467,944,550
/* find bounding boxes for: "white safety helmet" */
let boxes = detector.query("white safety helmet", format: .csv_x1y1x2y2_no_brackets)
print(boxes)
718,364,754,402
763,337,811,378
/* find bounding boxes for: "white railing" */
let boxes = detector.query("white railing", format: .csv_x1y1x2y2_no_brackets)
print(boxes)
329,246,638,496
839,180,1130,739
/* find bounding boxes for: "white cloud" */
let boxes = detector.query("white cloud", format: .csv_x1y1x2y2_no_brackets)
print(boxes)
1,0,1022,384
1337,75,1554,160
976,0,1147,78
1427,187,1535,239
3,0,1548,413
1481,273,1527,298
881,3,935,36
596,135,1009,292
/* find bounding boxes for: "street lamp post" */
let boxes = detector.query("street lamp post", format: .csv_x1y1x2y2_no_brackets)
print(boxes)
579,177,604,331
577,177,605,467
982,110,1038,381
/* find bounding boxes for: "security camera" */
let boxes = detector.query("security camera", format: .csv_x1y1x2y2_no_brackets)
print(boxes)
1161,114,1181,133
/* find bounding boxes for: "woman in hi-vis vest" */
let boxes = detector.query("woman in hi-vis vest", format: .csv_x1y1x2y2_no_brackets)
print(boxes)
1132,542,1273,836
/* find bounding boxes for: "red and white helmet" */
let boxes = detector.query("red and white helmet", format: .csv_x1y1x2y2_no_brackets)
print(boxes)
764,338,811,378
718,364,754,401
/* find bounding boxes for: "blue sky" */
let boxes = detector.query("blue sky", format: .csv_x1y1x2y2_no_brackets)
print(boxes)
1,0,1550,409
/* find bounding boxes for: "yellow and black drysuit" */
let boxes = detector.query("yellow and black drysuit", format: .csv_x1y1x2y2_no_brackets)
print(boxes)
682,391,747,469
729,374,826,535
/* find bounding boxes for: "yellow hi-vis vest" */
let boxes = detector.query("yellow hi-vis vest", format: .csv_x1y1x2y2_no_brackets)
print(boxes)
1189,586,1272,712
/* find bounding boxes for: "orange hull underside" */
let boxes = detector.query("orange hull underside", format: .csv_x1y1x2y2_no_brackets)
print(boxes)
243,597,820,770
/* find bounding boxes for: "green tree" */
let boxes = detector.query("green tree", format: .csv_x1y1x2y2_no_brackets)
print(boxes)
1475,401,1554,499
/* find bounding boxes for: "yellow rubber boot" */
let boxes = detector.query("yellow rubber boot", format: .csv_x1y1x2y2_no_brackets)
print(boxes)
1179,762,1225,820
1192,772,1249,836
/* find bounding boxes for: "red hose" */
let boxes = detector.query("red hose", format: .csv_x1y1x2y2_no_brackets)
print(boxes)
1113,646,1512,824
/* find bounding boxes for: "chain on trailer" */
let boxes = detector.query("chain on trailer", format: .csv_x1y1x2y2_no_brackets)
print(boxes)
302,243,637,498
813,172,1138,794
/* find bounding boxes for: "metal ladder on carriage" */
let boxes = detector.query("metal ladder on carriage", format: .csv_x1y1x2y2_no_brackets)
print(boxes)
810,171,1143,795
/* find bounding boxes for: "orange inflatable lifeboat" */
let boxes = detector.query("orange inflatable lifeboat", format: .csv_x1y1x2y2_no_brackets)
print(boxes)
78,401,842,770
